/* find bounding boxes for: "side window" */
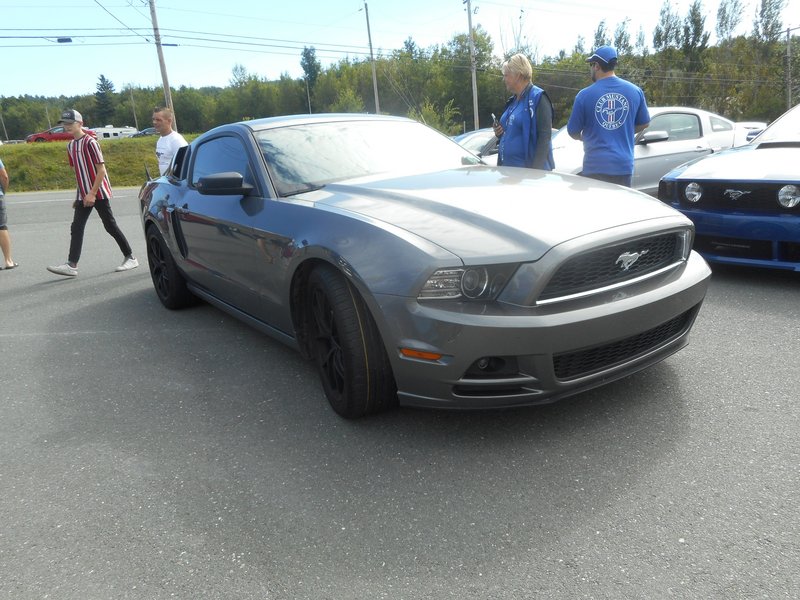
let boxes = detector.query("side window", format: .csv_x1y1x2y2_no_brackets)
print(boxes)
191,136,254,188
710,116,733,132
648,113,701,141
171,145,189,180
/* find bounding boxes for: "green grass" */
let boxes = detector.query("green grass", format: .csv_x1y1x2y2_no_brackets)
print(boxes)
0,135,198,193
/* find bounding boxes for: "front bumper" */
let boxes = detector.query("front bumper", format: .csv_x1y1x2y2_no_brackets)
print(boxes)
375,252,711,409
681,208,800,271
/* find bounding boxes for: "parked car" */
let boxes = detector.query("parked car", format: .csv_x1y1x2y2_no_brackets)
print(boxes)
551,107,766,195
453,127,557,165
453,128,498,157
139,113,710,418
25,126,96,142
131,127,157,138
658,103,800,271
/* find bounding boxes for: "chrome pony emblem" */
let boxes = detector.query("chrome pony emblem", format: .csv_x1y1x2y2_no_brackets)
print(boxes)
724,189,751,200
615,249,649,271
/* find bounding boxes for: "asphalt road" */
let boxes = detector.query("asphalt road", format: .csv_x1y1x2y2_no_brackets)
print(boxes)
1,189,798,599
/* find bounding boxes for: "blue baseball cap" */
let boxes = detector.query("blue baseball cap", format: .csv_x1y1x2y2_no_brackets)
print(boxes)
586,45,618,65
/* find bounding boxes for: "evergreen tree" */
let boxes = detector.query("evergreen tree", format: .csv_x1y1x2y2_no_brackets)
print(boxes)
94,74,116,126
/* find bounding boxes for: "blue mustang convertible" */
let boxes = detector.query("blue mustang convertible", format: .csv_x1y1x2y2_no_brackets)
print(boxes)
659,103,800,271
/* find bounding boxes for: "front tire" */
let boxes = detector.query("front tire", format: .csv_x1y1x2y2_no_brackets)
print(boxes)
146,227,194,309
307,266,397,418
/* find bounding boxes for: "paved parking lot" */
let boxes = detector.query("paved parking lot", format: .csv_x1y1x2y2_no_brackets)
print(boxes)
1,189,798,599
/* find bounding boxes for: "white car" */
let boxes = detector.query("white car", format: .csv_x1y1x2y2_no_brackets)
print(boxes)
551,107,766,195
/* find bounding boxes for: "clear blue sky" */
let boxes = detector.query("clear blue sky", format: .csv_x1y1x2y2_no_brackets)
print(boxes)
1,0,798,98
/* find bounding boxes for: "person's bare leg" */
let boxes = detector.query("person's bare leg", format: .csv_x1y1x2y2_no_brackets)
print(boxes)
0,230,14,267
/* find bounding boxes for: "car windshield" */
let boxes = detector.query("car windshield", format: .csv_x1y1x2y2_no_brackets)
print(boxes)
755,104,800,144
255,119,482,196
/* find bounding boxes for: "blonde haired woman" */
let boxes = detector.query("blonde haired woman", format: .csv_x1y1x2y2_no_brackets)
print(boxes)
492,53,554,170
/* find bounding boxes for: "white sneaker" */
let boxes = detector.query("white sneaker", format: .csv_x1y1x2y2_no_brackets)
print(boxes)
47,263,78,277
115,256,139,272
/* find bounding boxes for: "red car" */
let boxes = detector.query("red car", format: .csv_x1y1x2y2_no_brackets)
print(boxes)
25,126,96,143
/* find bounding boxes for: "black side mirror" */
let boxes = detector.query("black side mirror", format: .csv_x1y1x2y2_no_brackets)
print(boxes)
196,172,254,196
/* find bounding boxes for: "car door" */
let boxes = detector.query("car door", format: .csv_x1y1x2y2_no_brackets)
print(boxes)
633,111,712,194
174,134,265,312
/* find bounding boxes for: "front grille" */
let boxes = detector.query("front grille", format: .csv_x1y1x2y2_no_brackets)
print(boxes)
539,233,682,302
677,183,798,214
553,308,694,380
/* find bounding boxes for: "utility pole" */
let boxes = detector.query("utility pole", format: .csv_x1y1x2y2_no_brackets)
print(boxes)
0,110,8,141
149,0,176,129
788,27,794,110
465,0,479,131
364,2,380,114
128,86,139,130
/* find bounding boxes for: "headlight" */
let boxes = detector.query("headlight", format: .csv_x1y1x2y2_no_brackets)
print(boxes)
418,265,517,301
778,185,800,208
684,182,702,203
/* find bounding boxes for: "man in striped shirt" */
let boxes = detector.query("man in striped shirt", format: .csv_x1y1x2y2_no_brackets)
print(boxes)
47,109,139,277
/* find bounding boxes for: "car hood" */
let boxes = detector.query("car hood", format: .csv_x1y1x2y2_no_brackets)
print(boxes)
668,144,800,181
305,166,684,262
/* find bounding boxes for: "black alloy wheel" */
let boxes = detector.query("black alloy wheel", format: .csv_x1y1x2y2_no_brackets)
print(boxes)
307,265,397,418
146,227,194,309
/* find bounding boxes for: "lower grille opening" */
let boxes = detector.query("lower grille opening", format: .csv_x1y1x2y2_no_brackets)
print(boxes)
694,235,773,260
553,308,696,380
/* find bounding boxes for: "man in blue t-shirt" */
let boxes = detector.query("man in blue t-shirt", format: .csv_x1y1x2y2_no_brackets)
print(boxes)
567,45,650,187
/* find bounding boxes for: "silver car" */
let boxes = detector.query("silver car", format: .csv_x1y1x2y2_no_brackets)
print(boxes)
552,107,765,195
140,114,711,418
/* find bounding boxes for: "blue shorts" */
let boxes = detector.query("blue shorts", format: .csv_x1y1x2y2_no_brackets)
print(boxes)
0,197,7,230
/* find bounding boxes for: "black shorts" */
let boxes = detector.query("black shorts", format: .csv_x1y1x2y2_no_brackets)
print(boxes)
0,197,7,230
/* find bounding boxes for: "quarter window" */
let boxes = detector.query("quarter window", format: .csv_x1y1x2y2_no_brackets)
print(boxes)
710,116,733,132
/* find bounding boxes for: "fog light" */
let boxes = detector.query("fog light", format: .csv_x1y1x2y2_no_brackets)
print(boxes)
476,357,490,370
778,185,800,208
684,182,702,203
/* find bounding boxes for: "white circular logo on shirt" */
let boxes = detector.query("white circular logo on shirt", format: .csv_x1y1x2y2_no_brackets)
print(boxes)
594,93,630,130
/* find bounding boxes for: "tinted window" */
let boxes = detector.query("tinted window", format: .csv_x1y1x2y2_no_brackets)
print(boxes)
649,113,701,141
191,136,254,187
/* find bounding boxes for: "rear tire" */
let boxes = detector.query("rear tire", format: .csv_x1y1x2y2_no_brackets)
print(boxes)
307,265,397,418
146,227,194,309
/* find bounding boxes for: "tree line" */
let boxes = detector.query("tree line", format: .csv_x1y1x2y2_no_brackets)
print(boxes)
1,0,796,141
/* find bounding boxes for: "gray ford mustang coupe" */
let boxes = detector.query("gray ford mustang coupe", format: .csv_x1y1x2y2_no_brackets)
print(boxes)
139,114,711,418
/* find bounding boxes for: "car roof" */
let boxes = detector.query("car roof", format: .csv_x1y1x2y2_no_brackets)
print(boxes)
244,113,413,132
194,113,420,144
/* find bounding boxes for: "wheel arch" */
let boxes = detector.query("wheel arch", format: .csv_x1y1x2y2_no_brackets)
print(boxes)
289,257,391,362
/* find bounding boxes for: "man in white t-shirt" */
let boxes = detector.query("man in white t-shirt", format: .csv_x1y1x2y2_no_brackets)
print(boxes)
152,107,188,175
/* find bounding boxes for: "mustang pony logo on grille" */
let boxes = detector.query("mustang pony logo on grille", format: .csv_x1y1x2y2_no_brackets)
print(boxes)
724,189,751,200
616,249,649,271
